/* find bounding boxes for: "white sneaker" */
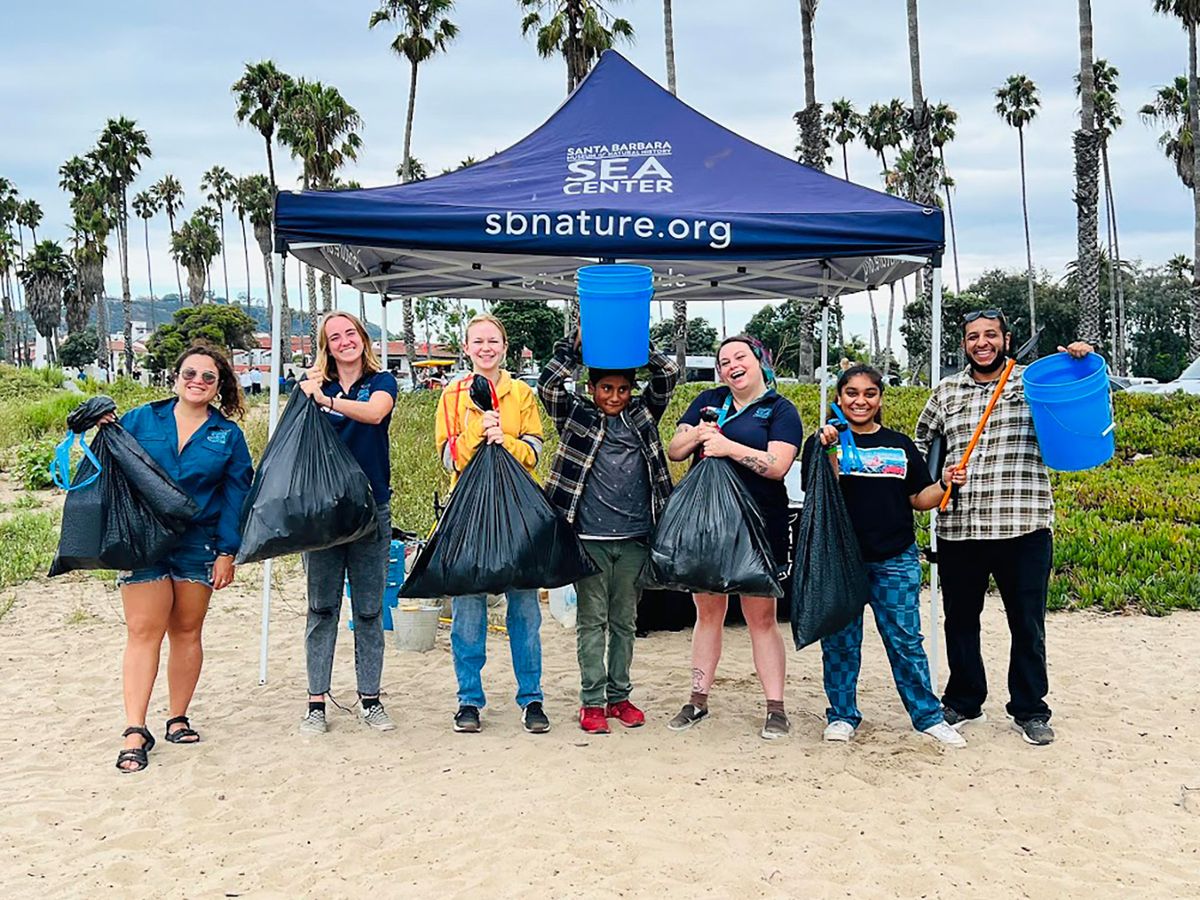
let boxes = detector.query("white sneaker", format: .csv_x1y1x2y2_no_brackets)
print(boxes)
823,720,856,742
923,721,967,747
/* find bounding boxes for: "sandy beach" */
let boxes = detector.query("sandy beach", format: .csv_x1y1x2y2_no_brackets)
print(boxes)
0,563,1197,899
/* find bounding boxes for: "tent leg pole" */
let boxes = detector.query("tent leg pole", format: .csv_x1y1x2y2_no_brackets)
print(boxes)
259,250,286,686
818,300,830,419
928,262,943,692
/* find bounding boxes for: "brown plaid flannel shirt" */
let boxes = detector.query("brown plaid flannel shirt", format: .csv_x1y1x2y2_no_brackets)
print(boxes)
538,336,678,527
915,365,1054,541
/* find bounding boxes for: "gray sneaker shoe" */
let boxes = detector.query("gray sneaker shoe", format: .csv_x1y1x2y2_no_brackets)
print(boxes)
1012,717,1055,746
942,706,987,730
666,703,708,732
361,703,396,732
299,708,327,735
760,711,791,740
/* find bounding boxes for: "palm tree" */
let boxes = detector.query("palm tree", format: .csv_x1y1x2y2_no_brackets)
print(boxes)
663,0,677,94
995,75,1041,335
60,156,112,345
1072,0,1102,348
1154,0,1200,355
0,231,16,364
233,61,294,194
232,176,258,307
277,79,364,344
862,100,907,176
824,98,861,181
240,175,275,322
152,174,186,304
396,157,429,181
519,0,635,94
16,199,42,244
171,212,222,306
131,190,160,326
369,1,459,184
928,103,962,294
19,240,71,364
93,117,151,374
201,166,235,303
794,1,826,170
1140,76,1193,186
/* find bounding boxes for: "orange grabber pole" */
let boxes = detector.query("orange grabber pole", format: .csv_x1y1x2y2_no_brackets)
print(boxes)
938,357,1017,512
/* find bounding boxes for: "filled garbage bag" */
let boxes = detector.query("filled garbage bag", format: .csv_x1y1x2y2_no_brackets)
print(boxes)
644,457,783,597
50,397,200,575
790,439,871,649
401,375,596,597
237,390,378,564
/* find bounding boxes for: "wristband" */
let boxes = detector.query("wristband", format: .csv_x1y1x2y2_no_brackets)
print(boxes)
825,444,838,456
938,478,948,491
328,394,335,409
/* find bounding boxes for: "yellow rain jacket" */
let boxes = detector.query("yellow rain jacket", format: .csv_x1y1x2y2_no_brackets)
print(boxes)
435,371,544,485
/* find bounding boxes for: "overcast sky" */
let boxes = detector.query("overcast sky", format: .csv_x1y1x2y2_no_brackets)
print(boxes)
1,1,1193,351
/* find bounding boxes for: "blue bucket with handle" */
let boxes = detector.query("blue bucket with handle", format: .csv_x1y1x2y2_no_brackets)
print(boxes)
577,264,653,369
1021,352,1115,471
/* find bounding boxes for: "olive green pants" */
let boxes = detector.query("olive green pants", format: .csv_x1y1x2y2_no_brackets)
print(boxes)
575,539,647,707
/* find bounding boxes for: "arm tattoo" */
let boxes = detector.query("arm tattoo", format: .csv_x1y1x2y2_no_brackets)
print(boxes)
739,454,769,475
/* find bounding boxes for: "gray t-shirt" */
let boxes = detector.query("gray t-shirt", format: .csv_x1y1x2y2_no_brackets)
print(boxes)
577,412,653,539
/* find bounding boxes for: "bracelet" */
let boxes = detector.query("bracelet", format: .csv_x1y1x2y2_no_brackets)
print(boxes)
825,444,838,456
939,478,948,491
328,394,335,409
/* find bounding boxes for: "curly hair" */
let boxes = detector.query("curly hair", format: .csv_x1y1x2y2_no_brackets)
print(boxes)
173,344,245,420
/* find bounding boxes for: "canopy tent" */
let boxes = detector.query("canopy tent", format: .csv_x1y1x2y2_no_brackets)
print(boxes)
258,50,947,685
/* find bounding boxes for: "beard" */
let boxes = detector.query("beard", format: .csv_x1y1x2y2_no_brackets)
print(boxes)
968,348,1008,374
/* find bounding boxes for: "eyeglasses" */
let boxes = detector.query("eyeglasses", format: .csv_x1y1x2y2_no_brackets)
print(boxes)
179,368,218,385
963,308,1006,326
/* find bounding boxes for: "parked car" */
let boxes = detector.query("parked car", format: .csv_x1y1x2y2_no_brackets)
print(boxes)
1125,356,1200,396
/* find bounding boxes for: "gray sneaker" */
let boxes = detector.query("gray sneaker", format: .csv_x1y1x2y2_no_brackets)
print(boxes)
760,711,791,740
1012,717,1055,746
942,706,987,730
299,708,327,735
666,703,708,732
361,703,396,732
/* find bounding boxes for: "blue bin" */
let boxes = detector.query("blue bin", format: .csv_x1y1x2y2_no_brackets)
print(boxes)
1022,352,1115,472
577,264,653,368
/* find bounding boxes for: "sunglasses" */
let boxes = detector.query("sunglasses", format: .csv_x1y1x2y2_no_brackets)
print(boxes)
963,308,1007,326
179,367,218,385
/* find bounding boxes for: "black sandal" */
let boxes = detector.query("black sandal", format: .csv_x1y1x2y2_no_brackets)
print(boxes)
164,715,200,744
115,726,155,773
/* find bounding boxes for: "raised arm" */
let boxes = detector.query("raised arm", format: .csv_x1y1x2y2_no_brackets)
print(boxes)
641,345,680,422
538,332,583,430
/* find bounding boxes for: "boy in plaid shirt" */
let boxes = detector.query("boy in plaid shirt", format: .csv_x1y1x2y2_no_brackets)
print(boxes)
539,329,679,734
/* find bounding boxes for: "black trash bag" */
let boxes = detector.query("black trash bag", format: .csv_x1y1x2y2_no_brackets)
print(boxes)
400,439,597,598
50,405,200,575
236,390,377,564
66,395,116,433
644,457,783,597
790,439,871,649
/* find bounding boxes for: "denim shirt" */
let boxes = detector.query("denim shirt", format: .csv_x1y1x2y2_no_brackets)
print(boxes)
120,398,254,556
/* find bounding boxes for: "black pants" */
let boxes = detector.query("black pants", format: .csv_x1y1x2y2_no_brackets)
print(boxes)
938,529,1052,722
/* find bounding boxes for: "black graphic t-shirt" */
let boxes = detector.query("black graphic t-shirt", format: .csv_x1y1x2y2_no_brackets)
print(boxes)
802,426,934,562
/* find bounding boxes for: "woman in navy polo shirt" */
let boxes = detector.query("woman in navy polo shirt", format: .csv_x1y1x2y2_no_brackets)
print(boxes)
665,335,802,740
298,311,398,736
111,345,253,772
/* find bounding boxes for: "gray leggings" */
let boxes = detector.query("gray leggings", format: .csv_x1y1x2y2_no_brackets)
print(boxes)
304,505,391,697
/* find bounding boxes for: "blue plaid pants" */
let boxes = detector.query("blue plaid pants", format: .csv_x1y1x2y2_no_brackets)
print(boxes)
820,544,943,732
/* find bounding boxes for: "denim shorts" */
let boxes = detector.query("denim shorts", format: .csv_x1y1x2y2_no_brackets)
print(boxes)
117,534,219,589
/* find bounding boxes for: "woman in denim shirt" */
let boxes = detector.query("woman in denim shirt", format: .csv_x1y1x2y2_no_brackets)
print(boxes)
110,345,253,772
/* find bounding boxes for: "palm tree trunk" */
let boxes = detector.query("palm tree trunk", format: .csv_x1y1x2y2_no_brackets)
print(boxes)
1075,0,1101,347
672,298,687,383
663,0,677,95
240,215,252,306
167,210,184,304
262,252,274,330
1190,23,1200,356
306,263,318,356
217,206,230,303
402,60,419,182
143,217,155,328
358,290,366,324
797,3,824,170
1,279,14,365
118,195,134,375
403,296,418,387
265,139,277,194
1018,127,1036,335
841,144,850,180
320,274,333,312
940,148,962,294
885,283,896,361
867,290,881,359
798,304,815,383
1104,143,1127,374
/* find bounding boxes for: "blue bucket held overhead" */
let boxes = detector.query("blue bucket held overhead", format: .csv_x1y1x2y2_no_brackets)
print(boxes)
577,264,653,369
1022,352,1115,472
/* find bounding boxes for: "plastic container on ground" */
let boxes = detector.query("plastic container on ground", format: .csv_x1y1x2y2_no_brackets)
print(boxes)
547,585,577,630
1021,351,1115,471
577,264,653,369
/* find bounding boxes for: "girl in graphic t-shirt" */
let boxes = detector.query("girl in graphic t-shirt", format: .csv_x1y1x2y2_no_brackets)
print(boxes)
802,364,968,748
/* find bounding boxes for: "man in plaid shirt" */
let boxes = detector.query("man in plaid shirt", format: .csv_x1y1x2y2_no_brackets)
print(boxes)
539,329,678,734
916,310,1093,746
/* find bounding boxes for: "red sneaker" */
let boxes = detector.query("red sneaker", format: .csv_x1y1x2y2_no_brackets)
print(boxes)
579,706,610,734
605,700,646,728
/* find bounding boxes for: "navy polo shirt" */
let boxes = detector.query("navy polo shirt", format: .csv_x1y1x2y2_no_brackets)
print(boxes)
319,370,398,503
679,387,803,513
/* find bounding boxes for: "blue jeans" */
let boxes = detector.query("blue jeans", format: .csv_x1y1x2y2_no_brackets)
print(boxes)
821,545,943,732
451,590,543,709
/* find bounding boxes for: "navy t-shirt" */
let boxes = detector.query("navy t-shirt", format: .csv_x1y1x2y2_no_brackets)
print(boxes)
802,426,934,562
319,370,398,503
679,387,803,514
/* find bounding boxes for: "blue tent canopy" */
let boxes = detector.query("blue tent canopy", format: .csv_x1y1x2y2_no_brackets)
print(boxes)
275,51,943,302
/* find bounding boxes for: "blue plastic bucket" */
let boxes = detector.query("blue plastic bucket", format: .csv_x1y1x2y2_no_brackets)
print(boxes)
1022,352,1115,471
577,264,653,368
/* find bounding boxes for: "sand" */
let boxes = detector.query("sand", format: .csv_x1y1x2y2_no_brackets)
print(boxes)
0,564,1197,899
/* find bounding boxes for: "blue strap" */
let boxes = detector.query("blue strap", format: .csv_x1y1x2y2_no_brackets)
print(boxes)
716,389,774,427
50,430,102,492
828,404,864,472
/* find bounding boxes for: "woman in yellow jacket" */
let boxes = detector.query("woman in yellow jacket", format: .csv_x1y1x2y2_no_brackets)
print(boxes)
434,314,549,735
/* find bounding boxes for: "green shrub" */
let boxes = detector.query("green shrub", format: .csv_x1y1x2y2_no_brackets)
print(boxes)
0,364,67,402
0,510,58,589
15,438,57,491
